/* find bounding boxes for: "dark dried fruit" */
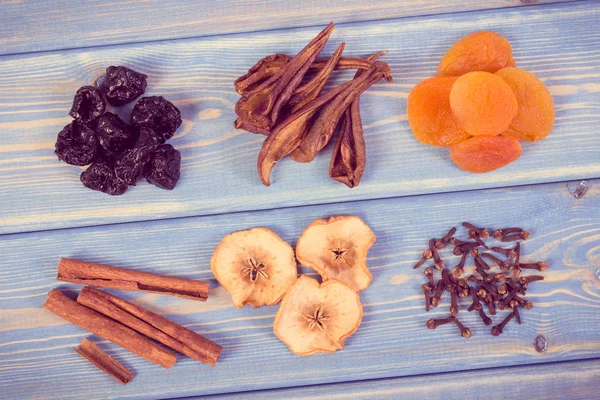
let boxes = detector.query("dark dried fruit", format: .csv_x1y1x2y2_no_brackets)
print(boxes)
69,86,106,124
234,23,334,134
143,144,181,190
131,96,182,143
55,121,98,166
95,112,139,155
80,161,128,195
101,66,148,106
115,127,160,185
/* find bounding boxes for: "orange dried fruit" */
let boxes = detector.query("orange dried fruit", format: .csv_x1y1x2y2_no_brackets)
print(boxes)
450,71,518,136
296,216,376,292
449,136,522,173
495,67,555,142
438,31,513,77
273,276,363,356
407,77,471,146
210,227,297,308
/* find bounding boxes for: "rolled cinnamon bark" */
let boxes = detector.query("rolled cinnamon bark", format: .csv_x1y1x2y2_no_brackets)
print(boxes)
74,338,134,384
57,258,209,301
44,289,176,368
77,287,222,366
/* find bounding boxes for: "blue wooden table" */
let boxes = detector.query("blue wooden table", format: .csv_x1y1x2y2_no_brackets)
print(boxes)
1,1,599,399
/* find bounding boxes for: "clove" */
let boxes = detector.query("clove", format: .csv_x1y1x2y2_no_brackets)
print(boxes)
500,231,531,242
491,312,515,336
493,227,525,241
467,287,482,312
452,316,472,338
481,252,510,270
462,222,490,239
428,239,445,270
450,290,459,316
510,300,522,324
435,227,457,249
519,262,548,271
426,316,454,330
424,267,435,289
421,284,432,312
490,246,517,259
478,308,492,326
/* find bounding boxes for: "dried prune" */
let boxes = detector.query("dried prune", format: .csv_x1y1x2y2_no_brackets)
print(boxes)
55,121,98,166
69,86,106,124
95,112,139,154
101,66,148,106
143,144,181,190
115,127,160,185
131,96,182,143
81,161,128,195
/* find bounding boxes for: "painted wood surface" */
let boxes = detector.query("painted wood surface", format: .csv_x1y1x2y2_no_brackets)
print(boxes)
1,1,600,235
0,0,576,56
1,179,598,400
197,358,600,400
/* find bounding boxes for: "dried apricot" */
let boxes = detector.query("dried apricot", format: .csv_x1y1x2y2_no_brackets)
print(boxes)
449,71,518,136
495,67,555,142
438,31,513,77
449,136,522,173
407,77,471,146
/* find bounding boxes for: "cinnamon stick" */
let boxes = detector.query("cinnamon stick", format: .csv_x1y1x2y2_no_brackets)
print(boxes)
57,258,209,301
77,287,222,366
44,289,176,368
74,338,134,384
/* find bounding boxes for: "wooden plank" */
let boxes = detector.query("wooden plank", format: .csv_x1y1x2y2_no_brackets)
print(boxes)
0,179,598,399
1,1,599,235
196,358,600,400
0,0,577,56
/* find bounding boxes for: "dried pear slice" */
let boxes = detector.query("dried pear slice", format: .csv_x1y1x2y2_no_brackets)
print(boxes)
210,227,297,308
296,216,376,292
274,276,363,356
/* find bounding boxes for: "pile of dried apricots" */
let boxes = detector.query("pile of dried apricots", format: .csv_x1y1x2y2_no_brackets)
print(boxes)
408,31,555,173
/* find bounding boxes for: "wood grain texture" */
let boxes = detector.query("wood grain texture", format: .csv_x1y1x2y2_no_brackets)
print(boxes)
196,358,600,400
1,1,599,235
1,179,598,399
0,0,576,56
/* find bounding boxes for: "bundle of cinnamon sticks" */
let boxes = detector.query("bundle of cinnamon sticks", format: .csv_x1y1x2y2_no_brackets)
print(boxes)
234,22,392,188
44,258,222,384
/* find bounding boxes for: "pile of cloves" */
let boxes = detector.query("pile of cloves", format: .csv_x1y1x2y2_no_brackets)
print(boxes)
414,222,547,338
233,22,392,188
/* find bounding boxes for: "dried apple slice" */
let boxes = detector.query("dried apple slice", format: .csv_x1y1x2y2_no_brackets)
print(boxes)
210,227,297,308
274,276,363,356
296,216,376,292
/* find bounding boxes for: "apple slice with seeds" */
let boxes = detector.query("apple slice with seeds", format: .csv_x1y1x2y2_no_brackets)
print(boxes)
274,276,363,356
296,216,376,292
210,227,297,308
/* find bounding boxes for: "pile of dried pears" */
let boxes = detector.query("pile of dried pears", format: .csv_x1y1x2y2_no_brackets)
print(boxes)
211,216,375,356
408,31,555,173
